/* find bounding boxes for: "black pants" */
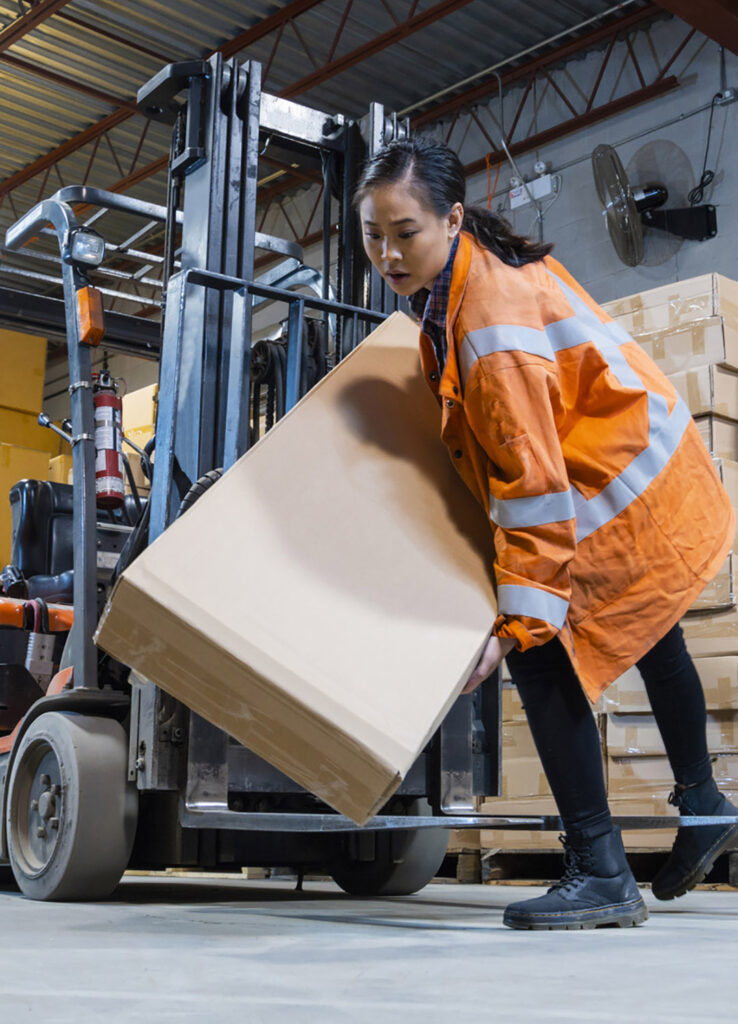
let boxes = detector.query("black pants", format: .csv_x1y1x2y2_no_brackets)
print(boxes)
506,623,713,840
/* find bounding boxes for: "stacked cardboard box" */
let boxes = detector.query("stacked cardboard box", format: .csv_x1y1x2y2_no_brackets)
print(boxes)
121,383,157,495
482,686,555,809
603,275,738,632
602,660,738,849
600,273,738,848
603,274,738,656
0,329,55,564
475,275,738,860
478,684,564,853
604,274,738,470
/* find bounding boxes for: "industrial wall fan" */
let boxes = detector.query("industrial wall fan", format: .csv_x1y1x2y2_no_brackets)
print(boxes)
592,142,718,267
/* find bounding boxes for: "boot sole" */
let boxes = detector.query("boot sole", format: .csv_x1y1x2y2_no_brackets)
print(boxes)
652,824,738,901
503,897,649,931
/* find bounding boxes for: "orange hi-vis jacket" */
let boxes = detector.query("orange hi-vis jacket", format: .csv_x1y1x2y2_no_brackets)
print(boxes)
418,231,734,702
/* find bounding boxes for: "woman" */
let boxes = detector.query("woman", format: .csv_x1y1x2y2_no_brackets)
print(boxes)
355,136,738,931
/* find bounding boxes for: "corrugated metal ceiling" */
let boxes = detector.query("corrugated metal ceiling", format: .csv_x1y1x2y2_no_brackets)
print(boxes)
0,0,658,308
0,0,656,182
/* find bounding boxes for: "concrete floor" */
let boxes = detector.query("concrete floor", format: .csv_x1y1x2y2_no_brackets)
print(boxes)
0,876,735,1023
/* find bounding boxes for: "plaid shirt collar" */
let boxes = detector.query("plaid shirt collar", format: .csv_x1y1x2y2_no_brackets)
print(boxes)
409,234,459,330
409,235,459,372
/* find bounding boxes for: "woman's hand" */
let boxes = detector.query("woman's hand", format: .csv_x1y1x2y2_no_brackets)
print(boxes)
461,633,517,694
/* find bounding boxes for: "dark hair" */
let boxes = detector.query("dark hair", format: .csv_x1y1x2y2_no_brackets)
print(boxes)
354,136,553,267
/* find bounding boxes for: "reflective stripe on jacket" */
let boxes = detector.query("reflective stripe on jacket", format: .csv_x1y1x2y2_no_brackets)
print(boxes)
418,231,734,701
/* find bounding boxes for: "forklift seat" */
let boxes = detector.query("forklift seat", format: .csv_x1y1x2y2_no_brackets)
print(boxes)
8,480,142,598
10,479,75,578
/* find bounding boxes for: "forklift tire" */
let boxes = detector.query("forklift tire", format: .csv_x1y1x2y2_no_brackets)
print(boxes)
6,713,138,901
330,800,448,897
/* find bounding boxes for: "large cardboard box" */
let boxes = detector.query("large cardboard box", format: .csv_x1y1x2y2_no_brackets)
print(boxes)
606,711,738,757
714,456,738,504
447,828,481,854
501,683,524,723
0,443,50,565
496,721,551,801
602,656,738,712
96,313,498,825
712,457,738,549
694,656,738,709
122,383,157,495
478,794,558,817
122,382,158,435
632,317,738,377
668,364,738,419
608,753,738,798
48,454,74,485
0,329,47,414
688,553,734,612
599,665,646,712
682,606,738,659
479,828,560,853
619,827,678,851
602,273,738,335
695,415,738,460
0,405,61,456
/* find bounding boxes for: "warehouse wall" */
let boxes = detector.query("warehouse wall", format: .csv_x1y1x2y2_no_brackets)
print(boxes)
41,15,738,417
449,17,737,304
276,16,736,309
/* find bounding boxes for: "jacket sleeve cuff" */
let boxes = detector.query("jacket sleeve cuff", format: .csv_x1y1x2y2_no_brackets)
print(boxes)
492,613,560,652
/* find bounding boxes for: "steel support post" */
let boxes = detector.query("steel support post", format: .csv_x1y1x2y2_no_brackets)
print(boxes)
5,198,99,691
63,263,99,692
217,60,261,467
284,297,306,411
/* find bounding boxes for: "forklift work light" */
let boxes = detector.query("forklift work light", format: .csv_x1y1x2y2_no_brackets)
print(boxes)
69,227,106,267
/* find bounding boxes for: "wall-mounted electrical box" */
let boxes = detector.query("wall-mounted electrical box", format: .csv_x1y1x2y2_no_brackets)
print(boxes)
509,173,555,209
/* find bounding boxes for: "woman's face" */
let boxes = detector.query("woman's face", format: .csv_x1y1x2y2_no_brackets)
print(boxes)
359,179,463,296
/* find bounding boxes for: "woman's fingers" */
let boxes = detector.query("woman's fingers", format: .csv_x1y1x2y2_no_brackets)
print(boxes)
461,634,516,695
462,635,501,693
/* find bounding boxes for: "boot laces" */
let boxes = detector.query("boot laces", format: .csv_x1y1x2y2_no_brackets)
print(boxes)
668,778,705,811
547,835,594,894
667,787,684,810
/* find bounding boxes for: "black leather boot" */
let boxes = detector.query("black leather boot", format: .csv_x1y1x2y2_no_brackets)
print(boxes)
651,777,738,901
503,826,648,930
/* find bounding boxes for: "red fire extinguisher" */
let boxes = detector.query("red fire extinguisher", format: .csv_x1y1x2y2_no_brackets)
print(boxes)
92,370,124,509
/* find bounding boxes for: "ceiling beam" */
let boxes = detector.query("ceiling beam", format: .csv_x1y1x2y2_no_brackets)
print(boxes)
651,0,738,55
0,52,136,110
462,77,679,178
0,0,74,54
0,108,133,197
54,11,174,64
0,0,331,197
411,3,662,127
217,0,326,59
0,0,474,201
279,0,475,98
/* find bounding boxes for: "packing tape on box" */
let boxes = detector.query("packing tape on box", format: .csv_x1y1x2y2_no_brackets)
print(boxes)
692,323,707,354
715,672,738,706
686,369,707,414
651,336,666,360
608,753,738,796
607,711,738,757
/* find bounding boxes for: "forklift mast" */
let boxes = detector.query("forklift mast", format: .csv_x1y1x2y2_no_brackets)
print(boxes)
0,56,509,900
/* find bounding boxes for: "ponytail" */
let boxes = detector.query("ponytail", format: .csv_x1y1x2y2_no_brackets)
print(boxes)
462,206,552,266
354,137,552,268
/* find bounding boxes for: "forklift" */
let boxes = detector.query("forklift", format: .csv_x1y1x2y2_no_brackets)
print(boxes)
0,56,518,901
